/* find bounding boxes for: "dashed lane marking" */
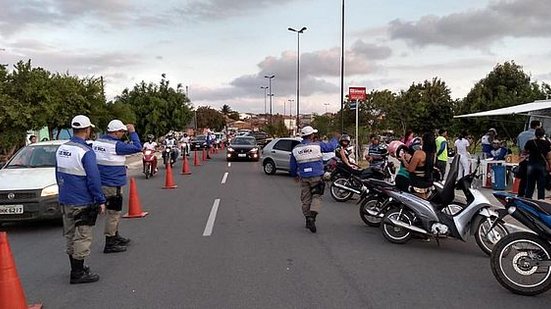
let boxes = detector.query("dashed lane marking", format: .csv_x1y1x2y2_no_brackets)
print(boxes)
203,199,221,236
228,162,231,167
221,172,229,184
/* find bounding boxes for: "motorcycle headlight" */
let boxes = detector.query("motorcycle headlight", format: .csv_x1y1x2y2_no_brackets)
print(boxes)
41,184,59,197
227,147,235,152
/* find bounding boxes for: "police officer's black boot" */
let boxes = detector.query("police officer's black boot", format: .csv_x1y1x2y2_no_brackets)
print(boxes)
70,258,99,284
114,231,131,246
103,236,127,254
306,214,317,233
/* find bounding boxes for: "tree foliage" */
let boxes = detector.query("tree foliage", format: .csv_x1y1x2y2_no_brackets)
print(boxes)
196,106,225,131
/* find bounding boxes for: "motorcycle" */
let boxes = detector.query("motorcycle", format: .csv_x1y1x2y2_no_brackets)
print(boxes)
489,192,551,296
379,155,509,256
142,149,157,179
162,146,179,168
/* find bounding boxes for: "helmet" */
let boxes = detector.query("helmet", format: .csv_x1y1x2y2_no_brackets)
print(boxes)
409,137,422,152
388,140,404,158
184,133,188,137
147,134,154,141
339,134,351,145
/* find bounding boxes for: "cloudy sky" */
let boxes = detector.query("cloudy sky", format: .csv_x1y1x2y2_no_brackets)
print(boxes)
1,0,550,115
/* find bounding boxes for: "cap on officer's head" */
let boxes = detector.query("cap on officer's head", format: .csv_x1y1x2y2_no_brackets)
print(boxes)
71,115,95,129
300,126,318,137
107,119,127,132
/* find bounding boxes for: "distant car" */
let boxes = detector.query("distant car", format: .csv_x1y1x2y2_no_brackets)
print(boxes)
214,132,226,147
0,140,65,224
190,135,208,151
246,131,272,148
226,136,260,161
261,137,302,175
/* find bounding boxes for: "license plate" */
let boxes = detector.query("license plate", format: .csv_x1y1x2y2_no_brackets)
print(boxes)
238,154,247,158
0,205,24,215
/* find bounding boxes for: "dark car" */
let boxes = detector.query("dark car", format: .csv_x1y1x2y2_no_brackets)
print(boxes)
190,135,208,151
246,131,271,148
226,136,260,161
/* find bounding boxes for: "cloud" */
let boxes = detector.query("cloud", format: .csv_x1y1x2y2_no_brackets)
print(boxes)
177,0,302,21
388,0,551,48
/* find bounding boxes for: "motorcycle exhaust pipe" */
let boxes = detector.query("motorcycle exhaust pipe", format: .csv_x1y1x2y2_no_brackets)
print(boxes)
385,217,428,235
332,182,362,195
364,208,384,218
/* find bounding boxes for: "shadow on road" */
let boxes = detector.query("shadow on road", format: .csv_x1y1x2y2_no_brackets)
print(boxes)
0,219,62,234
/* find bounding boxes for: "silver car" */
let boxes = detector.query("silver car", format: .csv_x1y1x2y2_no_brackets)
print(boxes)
261,137,302,175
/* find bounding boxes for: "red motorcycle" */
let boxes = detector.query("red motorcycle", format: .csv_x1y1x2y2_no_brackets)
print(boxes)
142,149,157,179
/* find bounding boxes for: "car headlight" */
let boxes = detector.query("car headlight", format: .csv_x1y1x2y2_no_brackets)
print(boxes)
41,184,59,197
227,147,235,152
249,147,258,153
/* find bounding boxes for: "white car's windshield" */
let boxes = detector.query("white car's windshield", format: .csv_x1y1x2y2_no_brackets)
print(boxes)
5,145,60,168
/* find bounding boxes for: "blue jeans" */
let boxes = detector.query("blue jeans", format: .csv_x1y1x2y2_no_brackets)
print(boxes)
525,164,546,200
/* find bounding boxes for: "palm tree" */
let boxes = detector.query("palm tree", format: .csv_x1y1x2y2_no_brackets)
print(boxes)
221,104,232,116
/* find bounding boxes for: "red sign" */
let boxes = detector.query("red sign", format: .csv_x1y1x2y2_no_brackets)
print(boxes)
349,87,367,101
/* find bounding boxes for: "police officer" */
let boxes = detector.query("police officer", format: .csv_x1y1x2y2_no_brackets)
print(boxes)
290,126,338,233
56,115,106,284
92,119,142,253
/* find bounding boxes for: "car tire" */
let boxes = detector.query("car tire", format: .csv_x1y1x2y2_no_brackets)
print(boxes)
263,159,276,175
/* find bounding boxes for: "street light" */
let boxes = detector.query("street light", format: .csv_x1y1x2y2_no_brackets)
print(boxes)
264,74,275,124
260,86,268,121
288,26,307,129
287,99,295,132
340,0,345,132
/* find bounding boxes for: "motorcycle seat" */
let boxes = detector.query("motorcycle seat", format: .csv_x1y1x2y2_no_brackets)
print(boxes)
366,178,394,188
520,198,551,216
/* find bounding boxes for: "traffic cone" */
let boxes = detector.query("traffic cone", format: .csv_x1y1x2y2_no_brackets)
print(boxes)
202,148,207,161
0,232,43,309
123,178,149,218
194,150,201,166
511,177,520,195
181,156,191,175
163,164,178,189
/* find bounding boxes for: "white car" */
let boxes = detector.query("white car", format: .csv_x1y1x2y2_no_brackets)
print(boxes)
261,137,302,175
0,140,65,224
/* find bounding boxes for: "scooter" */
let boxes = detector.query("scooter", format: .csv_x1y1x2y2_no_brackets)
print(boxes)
490,192,551,296
329,159,391,202
142,149,157,179
379,155,509,256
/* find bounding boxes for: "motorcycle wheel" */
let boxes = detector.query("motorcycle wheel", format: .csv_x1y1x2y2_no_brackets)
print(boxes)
475,217,508,256
359,199,383,227
330,178,354,202
490,232,551,296
145,163,151,179
380,207,413,244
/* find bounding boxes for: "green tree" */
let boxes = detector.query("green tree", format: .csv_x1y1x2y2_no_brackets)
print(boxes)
221,104,232,115
196,106,225,131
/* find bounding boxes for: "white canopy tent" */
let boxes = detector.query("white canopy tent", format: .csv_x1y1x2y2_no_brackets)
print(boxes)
454,99,551,118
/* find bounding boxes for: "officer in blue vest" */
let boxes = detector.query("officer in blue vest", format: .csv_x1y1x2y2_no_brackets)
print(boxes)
56,115,106,284
290,126,338,233
92,120,142,253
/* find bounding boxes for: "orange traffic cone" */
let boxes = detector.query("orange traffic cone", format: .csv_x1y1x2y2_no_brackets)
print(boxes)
163,164,178,189
181,156,191,175
0,232,42,309
194,150,201,166
202,148,207,161
511,177,520,195
123,178,149,218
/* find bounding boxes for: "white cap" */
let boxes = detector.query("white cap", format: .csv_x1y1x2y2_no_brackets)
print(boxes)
300,126,318,137
71,115,95,129
107,119,127,132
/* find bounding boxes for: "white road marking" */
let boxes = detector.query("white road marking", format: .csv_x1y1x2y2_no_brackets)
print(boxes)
228,162,231,167
203,199,221,236
221,172,229,184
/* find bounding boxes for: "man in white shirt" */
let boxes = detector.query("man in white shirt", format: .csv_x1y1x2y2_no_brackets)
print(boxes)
142,134,158,173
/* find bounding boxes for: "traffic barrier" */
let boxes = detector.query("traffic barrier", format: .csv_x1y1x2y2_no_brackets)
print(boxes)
163,164,178,189
0,232,42,309
123,178,149,218
181,155,191,175
194,150,201,166
511,177,520,195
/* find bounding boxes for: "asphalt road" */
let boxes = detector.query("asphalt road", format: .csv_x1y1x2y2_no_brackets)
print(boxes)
3,151,551,308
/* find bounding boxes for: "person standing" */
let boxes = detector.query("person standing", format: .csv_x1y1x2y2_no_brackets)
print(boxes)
454,131,471,178
516,120,541,197
435,129,448,179
481,128,497,158
524,128,551,200
290,126,338,233
364,134,386,169
56,115,106,284
205,129,213,159
92,120,142,253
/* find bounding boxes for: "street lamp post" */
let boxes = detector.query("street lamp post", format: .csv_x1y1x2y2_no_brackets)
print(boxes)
288,26,307,130
340,0,345,132
264,74,275,124
260,86,268,122
287,99,294,133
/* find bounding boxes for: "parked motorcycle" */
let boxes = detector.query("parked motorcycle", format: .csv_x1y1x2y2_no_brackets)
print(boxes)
379,155,508,256
489,192,551,295
142,149,157,179
162,146,178,167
